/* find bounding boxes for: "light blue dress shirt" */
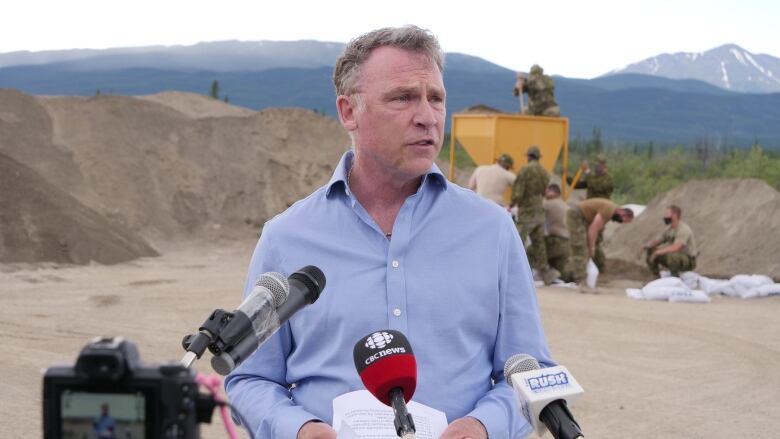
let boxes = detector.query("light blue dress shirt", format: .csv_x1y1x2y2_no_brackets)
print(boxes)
225,150,554,439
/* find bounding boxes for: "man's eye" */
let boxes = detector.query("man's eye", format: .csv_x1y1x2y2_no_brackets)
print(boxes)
395,95,411,102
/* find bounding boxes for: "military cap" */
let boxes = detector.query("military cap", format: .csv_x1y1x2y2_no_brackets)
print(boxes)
595,153,608,164
527,145,541,159
497,153,514,167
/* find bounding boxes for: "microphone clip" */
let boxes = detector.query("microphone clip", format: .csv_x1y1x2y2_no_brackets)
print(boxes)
181,309,237,367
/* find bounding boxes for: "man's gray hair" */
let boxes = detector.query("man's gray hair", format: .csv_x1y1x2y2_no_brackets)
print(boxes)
333,25,444,96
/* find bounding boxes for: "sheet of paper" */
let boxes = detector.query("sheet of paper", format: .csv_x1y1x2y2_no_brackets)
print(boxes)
333,390,448,439
337,421,362,439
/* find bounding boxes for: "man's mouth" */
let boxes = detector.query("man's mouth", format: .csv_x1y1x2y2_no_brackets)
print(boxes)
409,139,435,146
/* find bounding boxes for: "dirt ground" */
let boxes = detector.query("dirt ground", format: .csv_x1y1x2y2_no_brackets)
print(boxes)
2,239,778,439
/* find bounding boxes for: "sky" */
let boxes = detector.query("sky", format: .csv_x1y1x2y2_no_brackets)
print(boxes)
3,0,778,79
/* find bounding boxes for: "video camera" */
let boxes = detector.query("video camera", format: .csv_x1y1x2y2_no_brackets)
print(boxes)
43,337,216,439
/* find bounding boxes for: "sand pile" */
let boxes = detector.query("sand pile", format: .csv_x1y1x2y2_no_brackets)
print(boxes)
0,90,350,256
0,153,157,264
605,179,780,278
139,91,256,119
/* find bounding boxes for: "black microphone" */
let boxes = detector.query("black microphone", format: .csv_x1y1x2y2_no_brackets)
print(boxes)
211,266,326,375
504,354,584,439
181,271,289,368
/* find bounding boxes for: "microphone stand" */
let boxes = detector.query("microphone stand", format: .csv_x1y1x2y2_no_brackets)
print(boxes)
389,387,416,439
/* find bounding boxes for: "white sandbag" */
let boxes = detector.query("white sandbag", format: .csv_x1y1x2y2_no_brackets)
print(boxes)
640,286,690,301
626,288,644,300
643,277,686,289
743,283,780,299
680,272,700,290
729,274,773,287
697,276,732,296
669,289,711,303
586,259,599,288
729,274,773,298
627,276,708,303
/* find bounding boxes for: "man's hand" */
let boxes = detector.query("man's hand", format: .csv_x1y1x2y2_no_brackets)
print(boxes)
297,421,337,439
580,160,590,173
439,416,488,439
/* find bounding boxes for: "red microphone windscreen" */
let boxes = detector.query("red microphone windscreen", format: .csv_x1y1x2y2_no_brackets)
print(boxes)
353,330,417,406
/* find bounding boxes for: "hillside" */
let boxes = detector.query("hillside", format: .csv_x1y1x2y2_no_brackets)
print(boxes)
0,89,350,259
605,179,780,278
0,153,157,265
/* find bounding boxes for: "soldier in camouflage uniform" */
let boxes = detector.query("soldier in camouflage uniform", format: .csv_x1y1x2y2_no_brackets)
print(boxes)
567,153,614,272
568,198,634,285
513,65,560,117
543,184,570,276
643,205,697,277
512,145,558,284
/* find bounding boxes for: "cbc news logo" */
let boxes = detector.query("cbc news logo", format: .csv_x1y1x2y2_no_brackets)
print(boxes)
365,331,394,349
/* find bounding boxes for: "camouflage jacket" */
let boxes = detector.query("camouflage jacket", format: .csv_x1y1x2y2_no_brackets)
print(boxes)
584,173,613,199
569,172,614,199
512,161,549,221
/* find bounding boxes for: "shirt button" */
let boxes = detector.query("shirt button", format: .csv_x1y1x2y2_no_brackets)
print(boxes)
393,308,402,317
391,260,399,268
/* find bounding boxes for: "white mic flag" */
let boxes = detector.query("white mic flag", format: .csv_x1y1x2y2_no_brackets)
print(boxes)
504,354,584,437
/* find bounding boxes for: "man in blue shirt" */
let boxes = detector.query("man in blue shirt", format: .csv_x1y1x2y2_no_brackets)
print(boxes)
225,25,554,439
92,403,116,439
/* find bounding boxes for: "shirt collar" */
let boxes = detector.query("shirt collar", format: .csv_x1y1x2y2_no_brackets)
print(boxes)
325,149,448,199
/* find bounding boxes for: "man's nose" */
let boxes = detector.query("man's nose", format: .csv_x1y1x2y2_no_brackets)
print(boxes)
412,98,439,129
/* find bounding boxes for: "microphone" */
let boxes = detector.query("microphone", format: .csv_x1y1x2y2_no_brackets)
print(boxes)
211,266,326,375
504,354,584,439
353,330,417,439
181,271,288,368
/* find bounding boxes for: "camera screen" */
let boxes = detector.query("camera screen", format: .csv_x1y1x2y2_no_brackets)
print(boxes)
60,390,146,439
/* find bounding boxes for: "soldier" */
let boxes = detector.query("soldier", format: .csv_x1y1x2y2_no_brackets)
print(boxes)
568,198,634,287
467,154,516,206
567,153,614,272
513,65,560,117
543,184,570,277
512,145,558,284
569,153,614,199
643,205,697,277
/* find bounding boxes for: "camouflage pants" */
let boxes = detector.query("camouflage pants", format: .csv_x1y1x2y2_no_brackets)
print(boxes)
545,235,570,275
517,221,548,272
646,249,696,277
593,231,606,273
567,208,588,283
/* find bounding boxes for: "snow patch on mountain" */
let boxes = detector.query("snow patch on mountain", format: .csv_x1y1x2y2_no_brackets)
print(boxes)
720,61,731,89
730,49,747,66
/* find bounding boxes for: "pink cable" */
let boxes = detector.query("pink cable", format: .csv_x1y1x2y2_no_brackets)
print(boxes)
195,373,240,439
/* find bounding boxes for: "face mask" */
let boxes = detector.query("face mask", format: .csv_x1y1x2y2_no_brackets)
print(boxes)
612,213,623,223
663,217,672,225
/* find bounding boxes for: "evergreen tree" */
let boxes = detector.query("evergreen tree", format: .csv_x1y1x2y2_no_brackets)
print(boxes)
210,80,220,99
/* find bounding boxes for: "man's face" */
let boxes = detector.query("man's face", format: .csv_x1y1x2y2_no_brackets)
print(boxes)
595,163,607,176
664,208,676,224
339,46,446,180
545,189,558,199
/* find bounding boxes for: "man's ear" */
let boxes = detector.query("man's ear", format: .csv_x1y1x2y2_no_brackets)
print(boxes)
336,95,358,131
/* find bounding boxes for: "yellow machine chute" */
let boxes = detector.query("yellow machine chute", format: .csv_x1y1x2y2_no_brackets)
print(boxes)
447,113,577,200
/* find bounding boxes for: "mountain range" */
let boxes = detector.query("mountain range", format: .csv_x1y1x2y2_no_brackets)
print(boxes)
1,41,779,147
606,44,780,94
